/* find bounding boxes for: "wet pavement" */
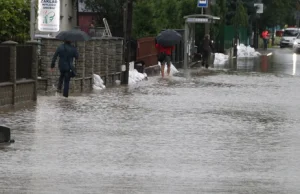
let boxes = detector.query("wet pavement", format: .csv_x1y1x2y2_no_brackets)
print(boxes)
1,48,300,193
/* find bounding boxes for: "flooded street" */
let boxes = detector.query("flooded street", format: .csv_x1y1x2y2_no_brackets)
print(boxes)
1,49,300,193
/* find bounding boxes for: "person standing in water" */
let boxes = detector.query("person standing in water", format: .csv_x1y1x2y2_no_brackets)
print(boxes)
51,40,78,98
155,43,175,78
201,34,213,69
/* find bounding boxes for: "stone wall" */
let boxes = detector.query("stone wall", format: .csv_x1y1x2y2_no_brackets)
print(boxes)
0,41,38,108
38,37,124,93
0,84,13,106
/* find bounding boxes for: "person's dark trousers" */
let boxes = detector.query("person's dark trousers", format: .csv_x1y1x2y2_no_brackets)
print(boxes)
202,50,210,68
58,71,71,97
263,39,268,50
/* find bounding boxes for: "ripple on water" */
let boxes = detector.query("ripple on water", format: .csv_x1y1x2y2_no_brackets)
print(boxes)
1,67,300,193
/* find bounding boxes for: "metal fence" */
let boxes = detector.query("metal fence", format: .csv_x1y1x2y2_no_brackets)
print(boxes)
0,46,11,82
16,45,33,79
217,25,248,52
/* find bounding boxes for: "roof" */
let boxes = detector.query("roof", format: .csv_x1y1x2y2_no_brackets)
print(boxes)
184,14,220,23
183,14,220,20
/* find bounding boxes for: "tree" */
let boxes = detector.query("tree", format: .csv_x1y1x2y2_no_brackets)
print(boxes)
0,0,30,42
231,0,248,28
85,0,198,38
260,0,295,28
132,1,156,38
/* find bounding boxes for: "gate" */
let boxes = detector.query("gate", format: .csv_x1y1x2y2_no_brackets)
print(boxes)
136,37,157,67
16,45,33,79
218,25,249,52
0,47,11,82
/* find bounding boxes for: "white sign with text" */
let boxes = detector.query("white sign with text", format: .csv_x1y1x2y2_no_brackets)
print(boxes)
198,0,208,8
38,0,60,32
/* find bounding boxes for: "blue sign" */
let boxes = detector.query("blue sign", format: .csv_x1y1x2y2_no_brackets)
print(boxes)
198,0,208,8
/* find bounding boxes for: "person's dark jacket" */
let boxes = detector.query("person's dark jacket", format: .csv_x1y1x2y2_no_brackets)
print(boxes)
51,43,79,72
202,38,213,53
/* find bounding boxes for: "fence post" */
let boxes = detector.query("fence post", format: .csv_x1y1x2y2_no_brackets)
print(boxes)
76,41,86,92
26,40,40,101
84,39,94,91
1,41,18,105
93,38,101,75
116,38,124,81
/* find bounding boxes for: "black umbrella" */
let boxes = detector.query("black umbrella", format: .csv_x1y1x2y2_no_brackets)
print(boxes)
56,29,91,42
156,29,182,47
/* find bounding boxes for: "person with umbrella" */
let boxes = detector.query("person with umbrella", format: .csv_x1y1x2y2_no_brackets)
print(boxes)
51,29,90,98
155,43,174,78
156,30,182,78
50,40,78,98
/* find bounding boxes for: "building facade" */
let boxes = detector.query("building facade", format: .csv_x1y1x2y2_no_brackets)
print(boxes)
78,0,98,34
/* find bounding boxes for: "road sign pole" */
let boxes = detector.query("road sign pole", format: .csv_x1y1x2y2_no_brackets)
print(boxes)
30,0,36,40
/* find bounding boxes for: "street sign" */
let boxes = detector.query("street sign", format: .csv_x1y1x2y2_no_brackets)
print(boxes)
197,0,208,8
254,3,263,14
187,18,209,23
38,0,60,32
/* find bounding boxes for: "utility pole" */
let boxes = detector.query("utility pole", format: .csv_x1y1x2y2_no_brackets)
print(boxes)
30,0,36,40
233,0,238,57
204,0,210,35
123,0,133,85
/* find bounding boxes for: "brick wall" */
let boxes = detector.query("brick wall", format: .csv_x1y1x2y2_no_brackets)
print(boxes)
15,81,35,103
38,37,124,92
0,84,13,106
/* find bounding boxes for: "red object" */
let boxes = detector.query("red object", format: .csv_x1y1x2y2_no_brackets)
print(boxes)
276,30,283,37
261,30,269,39
78,13,97,33
155,44,174,55
261,55,268,72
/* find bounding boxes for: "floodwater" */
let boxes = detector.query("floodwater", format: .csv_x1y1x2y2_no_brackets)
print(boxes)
1,48,300,193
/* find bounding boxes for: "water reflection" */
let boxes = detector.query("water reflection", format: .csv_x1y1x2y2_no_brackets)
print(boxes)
293,53,297,76
214,49,300,77
261,55,269,72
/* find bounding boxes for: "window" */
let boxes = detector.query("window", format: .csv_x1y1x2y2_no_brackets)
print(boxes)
283,30,299,37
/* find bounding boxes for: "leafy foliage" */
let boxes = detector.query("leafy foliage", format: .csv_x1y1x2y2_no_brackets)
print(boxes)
231,0,248,28
260,0,295,28
85,0,296,38
85,0,198,38
0,0,30,42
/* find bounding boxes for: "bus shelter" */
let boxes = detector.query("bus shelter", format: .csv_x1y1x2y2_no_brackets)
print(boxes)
183,14,220,69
